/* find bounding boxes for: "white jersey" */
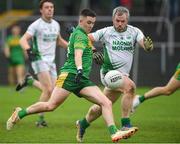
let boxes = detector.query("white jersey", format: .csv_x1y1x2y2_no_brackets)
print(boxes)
91,25,144,75
27,18,60,62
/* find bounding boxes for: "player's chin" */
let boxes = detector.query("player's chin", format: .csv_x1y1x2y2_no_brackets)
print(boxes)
87,29,92,33
47,14,53,18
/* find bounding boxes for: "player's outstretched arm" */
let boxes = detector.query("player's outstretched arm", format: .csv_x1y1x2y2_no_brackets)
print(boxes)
139,36,154,52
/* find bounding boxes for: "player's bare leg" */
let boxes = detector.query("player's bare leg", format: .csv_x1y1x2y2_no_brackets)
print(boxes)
35,71,54,127
132,76,180,112
7,87,70,130
15,65,25,84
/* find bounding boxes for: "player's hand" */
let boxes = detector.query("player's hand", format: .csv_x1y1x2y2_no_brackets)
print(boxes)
144,36,153,52
75,69,83,83
93,50,104,65
27,49,36,61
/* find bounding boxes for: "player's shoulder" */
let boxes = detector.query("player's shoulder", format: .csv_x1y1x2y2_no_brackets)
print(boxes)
127,24,141,31
99,26,114,32
32,18,42,24
29,18,42,27
72,28,88,41
6,35,13,42
51,19,59,25
95,26,114,36
74,27,86,36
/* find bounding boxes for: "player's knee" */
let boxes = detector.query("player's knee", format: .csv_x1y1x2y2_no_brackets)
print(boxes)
164,88,173,96
126,84,136,95
45,102,57,111
43,85,53,96
124,79,136,94
48,86,54,94
103,98,112,109
90,105,101,114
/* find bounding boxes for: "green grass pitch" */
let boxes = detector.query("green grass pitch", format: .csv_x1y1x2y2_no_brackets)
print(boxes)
0,86,180,143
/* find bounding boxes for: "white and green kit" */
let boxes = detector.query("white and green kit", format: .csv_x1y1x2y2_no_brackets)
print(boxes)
91,25,144,84
27,18,60,77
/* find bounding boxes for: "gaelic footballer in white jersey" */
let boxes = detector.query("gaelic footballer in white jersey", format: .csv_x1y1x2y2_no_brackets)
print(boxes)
27,18,60,62
91,25,144,76
27,18,60,77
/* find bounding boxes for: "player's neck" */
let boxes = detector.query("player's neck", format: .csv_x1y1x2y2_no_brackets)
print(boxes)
41,16,52,23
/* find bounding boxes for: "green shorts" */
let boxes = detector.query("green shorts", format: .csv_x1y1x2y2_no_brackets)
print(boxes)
174,63,180,81
8,57,25,66
56,72,95,97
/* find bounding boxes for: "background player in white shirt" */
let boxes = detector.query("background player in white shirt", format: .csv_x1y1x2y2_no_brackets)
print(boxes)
17,0,68,127
76,6,153,142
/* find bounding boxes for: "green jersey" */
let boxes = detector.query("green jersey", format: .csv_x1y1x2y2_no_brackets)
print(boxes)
60,26,93,78
6,35,25,65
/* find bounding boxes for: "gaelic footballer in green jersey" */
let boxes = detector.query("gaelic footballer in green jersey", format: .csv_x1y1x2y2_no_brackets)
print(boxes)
4,25,26,85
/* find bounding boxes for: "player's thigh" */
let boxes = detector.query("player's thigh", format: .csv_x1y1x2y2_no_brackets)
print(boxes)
166,76,180,92
119,76,136,93
48,86,70,106
15,65,25,75
51,77,57,87
37,71,53,88
48,62,57,80
8,66,15,75
80,86,110,105
103,88,120,103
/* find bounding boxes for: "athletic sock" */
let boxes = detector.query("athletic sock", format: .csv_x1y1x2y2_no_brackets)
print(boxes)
108,125,118,135
38,115,44,122
139,95,145,103
27,78,34,86
121,117,131,127
80,118,90,130
18,109,28,119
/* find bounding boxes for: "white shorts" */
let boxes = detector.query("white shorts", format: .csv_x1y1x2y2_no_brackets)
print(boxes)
31,60,57,78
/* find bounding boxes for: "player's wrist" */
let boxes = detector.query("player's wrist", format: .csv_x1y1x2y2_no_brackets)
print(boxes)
77,66,82,70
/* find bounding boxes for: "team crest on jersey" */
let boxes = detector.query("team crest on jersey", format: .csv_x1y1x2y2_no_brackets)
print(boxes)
76,35,84,41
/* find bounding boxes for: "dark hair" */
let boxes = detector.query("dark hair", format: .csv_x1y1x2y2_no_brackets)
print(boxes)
39,0,54,9
80,9,96,17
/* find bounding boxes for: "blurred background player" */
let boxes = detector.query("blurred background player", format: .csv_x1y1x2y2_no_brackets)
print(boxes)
16,0,68,127
132,62,180,111
6,8,135,143
4,25,26,85
76,6,153,142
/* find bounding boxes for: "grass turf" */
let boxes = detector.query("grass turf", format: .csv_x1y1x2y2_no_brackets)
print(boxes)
0,86,180,143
